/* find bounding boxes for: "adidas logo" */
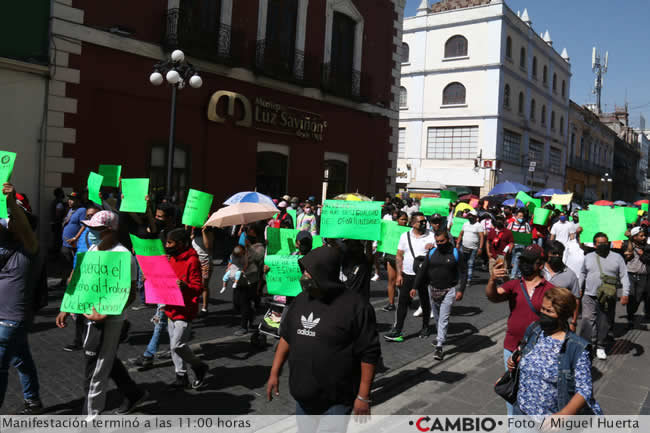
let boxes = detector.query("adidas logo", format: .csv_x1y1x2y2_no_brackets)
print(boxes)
298,312,320,337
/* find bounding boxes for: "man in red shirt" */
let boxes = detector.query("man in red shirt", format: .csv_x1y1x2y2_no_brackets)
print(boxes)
485,244,554,415
486,216,514,274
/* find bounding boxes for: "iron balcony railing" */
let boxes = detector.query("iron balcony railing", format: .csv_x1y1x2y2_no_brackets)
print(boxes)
164,8,231,65
254,40,305,82
321,62,361,100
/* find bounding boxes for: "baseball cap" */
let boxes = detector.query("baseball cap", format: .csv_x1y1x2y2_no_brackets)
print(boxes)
641,220,650,227
520,244,544,262
278,201,288,209
631,226,643,236
282,195,290,201
430,213,443,222
290,196,299,203
68,191,81,199
468,210,478,216
308,196,316,202
82,210,119,231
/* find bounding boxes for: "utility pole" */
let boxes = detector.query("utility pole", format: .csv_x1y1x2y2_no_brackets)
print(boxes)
592,47,608,114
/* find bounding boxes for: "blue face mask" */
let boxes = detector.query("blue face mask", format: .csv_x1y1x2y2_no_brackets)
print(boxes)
517,218,524,223
87,228,102,246
559,216,567,222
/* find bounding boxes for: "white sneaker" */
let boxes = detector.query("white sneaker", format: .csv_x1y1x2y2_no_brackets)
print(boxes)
232,281,238,289
596,348,607,360
413,307,423,317
220,286,226,294
430,311,434,319
371,274,380,282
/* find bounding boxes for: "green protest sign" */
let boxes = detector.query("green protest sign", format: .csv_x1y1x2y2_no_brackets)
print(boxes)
533,208,551,225
129,234,165,256
420,198,451,216
265,255,303,297
642,203,649,213
620,207,639,225
87,172,103,205
287,208,297,228
512,231,532,246
515,191,541,210
440,190,458,202
182,189,214,227
377,220,410,254
450,217,469,238
120,178,149,213
267,227,298,255
0,151,16,218
60,251,132,315
98,164,122,188
312,235,324,249
578,208,627,242
589,205,611,213
320,200,382,240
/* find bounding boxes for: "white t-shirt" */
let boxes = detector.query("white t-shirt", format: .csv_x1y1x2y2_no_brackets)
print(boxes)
382,214,394,221
402,205,419,217
461,221,485,250
563,239,585,287
550,221,576,246
397,229,436,275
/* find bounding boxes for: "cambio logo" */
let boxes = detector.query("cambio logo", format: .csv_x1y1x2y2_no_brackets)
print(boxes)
410,416,500,432
297,312,320,337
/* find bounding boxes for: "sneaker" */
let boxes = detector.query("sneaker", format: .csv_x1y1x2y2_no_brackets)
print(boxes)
383,329,404,342
134,355,153,369
114,389,149,415
63,343,81,352
596,348,607,360
413,307,423,317
131,304,149,311
200,307,208,315
20,398,44,415
192,363,209,389
220,286,227,294
232,281,238,289
430,310,434,319
168,374,190,389
234,328,248,336
381,303,396,312
157,350,171,359
434,346,444,361
419,327,431,339
371,274,380,282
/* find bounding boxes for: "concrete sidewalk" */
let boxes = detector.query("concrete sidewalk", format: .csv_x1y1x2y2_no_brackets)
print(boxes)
374,303,650,415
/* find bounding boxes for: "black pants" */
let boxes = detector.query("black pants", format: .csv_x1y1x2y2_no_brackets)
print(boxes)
627,273,649,320
234,282,256,329
72,313,85,346
394,273,430,332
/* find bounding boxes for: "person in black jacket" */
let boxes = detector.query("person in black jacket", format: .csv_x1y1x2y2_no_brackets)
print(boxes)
622,226,650,326
266,246,380,425
414,229,467,361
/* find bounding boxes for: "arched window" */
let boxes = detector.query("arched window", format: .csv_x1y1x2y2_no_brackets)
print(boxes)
551,111,556,130
442,82,466,105
504,84,511,109
399,86,407,108
560,116,564,135
541,105,547,125
506,36,512,58
520,47,526,69
401,43,409,63
530,99,536,121
532,56,538,78
553,73,557,92
543,65,548,84
561,80,566,98
445,35,468,58
518,92,524,114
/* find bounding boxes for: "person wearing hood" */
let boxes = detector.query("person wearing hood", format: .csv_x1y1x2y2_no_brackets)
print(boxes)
580,232,630,360
266,247,380,423
542,241,581,332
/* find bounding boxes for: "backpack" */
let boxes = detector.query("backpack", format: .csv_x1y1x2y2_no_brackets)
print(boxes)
428,246,459,261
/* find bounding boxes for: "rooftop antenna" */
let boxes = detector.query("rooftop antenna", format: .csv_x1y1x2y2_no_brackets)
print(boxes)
592,46,608,114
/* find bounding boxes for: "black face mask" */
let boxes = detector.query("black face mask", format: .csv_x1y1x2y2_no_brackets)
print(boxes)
468,217,477,224
438,242,452,253
165,246,178,256
155,219,166,231
539,313,560,334
300,275,322,298
548,256,564,272
416,221,427,233
596,243,610,257
520,261,536,278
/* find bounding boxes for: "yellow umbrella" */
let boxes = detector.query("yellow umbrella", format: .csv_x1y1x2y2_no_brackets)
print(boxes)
333,193,371,201
453,203,474,215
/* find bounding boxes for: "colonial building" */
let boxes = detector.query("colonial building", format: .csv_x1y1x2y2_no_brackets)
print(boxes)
398,0,571,196
45,0,405,206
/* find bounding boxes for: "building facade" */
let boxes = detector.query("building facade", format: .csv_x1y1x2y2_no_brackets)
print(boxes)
398,0,571,196
45,0,404,207
634,127,650,196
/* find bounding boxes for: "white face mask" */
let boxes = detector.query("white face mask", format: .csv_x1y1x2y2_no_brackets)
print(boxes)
304,208,312,214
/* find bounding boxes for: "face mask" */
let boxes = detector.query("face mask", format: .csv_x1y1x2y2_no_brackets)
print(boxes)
548,256,564,272
304,208,312,214
165,246,178,256
539,313,560,334
573,218,579,223
468,217,477,224
596,243,610,257
438,242,452,253
559,216,567,222
88,228,102,246
495,222,504,230
520,261,536,278
416,221,427,233
291,203,298,209
300,274,322,298
155,219,165,231
517,218,524,224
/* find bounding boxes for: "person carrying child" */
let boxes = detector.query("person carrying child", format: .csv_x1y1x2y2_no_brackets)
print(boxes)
221,244,248,293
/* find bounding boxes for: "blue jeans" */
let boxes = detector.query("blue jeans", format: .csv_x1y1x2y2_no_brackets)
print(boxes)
136,264,146,303
143,306,168,358
503,348,513,416
0,320,40,407
462,248,477,282
510,246,525,279
296,403,352,433
430,287,456,347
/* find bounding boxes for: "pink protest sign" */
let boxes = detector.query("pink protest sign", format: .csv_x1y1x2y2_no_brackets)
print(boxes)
136,255,185,306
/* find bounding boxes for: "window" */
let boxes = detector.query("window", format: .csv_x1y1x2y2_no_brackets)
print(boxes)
399,86,407,108
150,144,189,202
330,12,356,87
551,111,556,130
520,47,526,69
504,84,511,109
549,147,562,173
263,0,299,75
541,105,546,126
324,159,348,198
398,128,406,158
426,126,478,159
506,36,512,59
543,65,548,84
529,139,544,165
553,73,557,92
518,92,524,114
560,116,564,135
532,56,538,78
442,82,466,105
562,80,566,98
530,99,536,121
257,151,288,198
401,43,409,63
502,130,521,163
445,35,468,58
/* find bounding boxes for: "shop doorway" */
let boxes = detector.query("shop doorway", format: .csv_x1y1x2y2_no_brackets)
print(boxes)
256,151,288,197
325,159,348,198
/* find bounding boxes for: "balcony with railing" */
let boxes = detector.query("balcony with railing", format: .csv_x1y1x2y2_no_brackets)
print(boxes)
164,8,231,65
321,63,361,100
254,40,305,83
567,156,607,175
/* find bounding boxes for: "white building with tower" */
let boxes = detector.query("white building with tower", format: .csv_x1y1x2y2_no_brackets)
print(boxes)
398,0,571,195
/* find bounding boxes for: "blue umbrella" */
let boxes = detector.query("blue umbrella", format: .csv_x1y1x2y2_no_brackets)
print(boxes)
487,181,531,196
502,198,525,208
534,188,565,197
224,191,275,207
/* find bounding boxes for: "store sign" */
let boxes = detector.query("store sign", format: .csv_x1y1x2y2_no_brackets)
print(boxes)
207,90,327,141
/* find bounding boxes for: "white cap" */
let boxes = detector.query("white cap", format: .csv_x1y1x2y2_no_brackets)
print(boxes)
631,226,643,237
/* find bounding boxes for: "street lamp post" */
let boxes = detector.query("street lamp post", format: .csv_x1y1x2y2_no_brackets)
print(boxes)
149,49,202,200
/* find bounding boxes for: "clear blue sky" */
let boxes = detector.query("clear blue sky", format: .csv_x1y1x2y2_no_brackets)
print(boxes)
404,0,650,128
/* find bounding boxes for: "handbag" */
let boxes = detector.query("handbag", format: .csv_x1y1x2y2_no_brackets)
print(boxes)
494,347,521,404
595,255,618,310
407,232,426,274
